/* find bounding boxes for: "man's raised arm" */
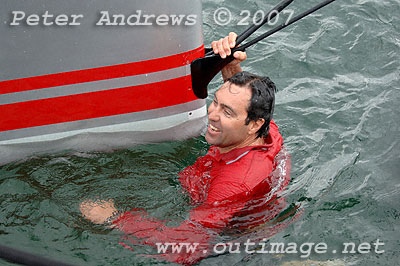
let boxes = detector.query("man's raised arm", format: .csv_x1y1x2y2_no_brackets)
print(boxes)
211,32,247,81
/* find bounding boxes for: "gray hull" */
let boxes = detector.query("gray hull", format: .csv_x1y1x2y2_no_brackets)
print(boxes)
0,0,207,164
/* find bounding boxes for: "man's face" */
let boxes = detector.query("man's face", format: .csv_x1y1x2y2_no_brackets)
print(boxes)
205,82,254,153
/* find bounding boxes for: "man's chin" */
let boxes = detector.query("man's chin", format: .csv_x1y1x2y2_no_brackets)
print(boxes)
205,133,217,145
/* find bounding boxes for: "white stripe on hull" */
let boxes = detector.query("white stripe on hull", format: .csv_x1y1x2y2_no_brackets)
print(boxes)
0,104,207,145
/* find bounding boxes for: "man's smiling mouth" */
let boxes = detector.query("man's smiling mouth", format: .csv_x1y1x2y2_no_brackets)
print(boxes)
209,124,220,132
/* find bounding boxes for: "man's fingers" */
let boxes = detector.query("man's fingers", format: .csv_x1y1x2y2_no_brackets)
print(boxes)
211,41,218,54
216,38,226,58
228,32,237,48
80,199,117,224
222,37,231,56
80,200,93,214
212,32,241,59
233,51,247,62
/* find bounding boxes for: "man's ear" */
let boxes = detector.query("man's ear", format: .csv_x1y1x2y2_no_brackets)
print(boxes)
248,118,265,135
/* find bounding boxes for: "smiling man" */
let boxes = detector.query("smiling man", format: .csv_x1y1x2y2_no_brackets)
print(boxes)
80,32,290,265
206,73,275,152
195,69,283,205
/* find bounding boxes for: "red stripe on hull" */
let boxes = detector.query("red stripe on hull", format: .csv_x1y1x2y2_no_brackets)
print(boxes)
0,45,204,95
0,77,199,132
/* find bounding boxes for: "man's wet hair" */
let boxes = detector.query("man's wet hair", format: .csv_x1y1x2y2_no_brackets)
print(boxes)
227,71,276,138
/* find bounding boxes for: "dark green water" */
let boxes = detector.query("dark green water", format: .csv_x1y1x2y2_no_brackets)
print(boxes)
1,0,399,265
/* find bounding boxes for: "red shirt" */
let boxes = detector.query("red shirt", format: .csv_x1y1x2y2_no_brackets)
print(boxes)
115,120,290,265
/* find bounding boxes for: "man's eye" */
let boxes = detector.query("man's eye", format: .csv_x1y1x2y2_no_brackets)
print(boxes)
224,110,232,117
213,99,218,105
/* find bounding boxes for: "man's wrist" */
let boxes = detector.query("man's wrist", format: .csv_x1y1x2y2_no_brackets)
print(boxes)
104,210,122,226
222,64,242,81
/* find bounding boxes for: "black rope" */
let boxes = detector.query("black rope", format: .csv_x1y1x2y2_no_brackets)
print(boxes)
206,0,294,56
237,0,338,51
206,0,338,56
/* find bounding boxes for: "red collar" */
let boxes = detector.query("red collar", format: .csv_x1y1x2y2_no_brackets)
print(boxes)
207,134,273,164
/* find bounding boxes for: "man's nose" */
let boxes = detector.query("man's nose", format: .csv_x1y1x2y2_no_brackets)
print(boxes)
208,105,219,121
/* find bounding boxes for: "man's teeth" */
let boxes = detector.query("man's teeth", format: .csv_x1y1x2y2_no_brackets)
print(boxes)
210,124,220,132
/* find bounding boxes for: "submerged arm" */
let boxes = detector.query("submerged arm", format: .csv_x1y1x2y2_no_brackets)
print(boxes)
79,181,250,264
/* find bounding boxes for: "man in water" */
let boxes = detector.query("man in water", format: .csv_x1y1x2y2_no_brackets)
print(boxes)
80,32,290,264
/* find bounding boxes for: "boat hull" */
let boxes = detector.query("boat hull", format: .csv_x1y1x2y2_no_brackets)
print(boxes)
0,0,207,164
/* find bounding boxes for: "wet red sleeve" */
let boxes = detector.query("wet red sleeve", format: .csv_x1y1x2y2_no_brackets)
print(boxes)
113,181,252,265
114,211,215,265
